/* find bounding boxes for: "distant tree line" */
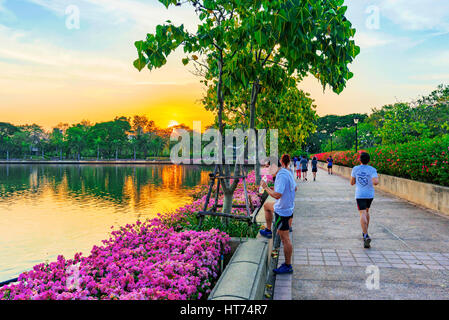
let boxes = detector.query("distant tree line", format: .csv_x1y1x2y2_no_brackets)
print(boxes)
305,84,449,153
0,116,189,160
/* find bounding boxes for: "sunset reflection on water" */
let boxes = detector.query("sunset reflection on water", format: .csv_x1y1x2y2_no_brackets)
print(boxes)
0,164,212,282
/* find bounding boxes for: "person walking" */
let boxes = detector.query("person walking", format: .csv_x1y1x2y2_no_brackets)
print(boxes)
311,156,318,181
350,152,379,249
295,157,301,180
327,156,333,175
260,154,297,274
300,155,309,181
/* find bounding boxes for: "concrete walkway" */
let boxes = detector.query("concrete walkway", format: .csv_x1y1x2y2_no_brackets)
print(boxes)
273,168,449,300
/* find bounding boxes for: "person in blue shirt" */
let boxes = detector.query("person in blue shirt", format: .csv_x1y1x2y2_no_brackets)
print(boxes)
311,157,318,181
350,152,379,249
326,156,333,175
299,155,309,181
260,154,297,274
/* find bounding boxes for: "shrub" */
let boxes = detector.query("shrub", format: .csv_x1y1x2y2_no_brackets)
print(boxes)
313,135,449,187
0,170,269,300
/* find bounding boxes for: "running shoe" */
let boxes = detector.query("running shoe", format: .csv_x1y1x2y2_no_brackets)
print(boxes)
259,229,273,239
273,263,293,274
363,234,371,248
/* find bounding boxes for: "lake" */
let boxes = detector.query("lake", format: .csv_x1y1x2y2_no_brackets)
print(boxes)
0,164,211,282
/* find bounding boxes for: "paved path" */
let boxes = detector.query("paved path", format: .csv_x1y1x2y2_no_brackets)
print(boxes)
273,168,449,300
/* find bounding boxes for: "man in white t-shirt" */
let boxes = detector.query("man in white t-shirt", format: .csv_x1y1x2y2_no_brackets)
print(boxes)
350,152,379,249
260,154,297,274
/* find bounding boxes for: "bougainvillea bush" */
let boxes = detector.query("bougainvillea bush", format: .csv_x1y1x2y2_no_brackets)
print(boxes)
1,220,231,300
0,170,267,300
177,170,272,238
313,135,449,187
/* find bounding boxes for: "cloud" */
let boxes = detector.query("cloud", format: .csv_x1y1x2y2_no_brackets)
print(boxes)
0,0,15,20
26,0,198,31
379,0,449,33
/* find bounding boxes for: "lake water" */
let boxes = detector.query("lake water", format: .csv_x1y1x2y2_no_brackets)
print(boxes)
0,164,211,282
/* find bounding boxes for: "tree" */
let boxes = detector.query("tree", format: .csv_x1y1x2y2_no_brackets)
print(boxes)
49,128,66,160
66,124,90,160
0,122,19,160
240,0,359,182
134,0,247,214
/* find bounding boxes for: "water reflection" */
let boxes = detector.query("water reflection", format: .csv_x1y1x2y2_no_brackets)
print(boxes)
0,164,211,281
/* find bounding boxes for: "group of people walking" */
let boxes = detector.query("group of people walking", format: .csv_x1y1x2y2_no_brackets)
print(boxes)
259,152,379,275
292,155,318,181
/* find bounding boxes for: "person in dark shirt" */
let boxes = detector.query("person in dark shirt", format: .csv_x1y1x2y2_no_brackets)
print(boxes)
299,155,309,181
311,157,318,181
326,156,334,175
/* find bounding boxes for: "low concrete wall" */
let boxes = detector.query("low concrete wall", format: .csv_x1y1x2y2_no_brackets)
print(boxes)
318,162,449,216
208,238,269,300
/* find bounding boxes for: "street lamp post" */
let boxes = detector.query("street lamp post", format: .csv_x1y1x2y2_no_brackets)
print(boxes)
354,118,359,153
330,133,333,152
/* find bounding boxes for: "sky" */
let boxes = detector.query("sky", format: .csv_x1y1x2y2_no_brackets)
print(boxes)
0,0,448,130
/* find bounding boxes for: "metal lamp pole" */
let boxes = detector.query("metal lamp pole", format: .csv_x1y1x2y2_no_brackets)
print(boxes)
330,133,333,152
354,118,359,153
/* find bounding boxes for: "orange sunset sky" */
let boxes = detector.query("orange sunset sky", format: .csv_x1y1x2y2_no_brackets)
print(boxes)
1,1,448,130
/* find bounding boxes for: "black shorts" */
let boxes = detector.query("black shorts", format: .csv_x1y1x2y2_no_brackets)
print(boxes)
274,212,292,231
312,168,317,172
301,169,308,172
356,198,374,211
327,165,333,168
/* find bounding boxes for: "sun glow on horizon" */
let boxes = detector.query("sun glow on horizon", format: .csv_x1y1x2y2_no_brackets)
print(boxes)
167,120,179,128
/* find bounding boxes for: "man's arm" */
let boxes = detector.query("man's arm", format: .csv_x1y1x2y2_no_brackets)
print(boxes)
350,177,356,185
261,181,282,199
372,177,379,186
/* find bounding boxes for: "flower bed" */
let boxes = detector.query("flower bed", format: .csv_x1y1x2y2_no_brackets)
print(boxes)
313,135,449,187
1,170,268,300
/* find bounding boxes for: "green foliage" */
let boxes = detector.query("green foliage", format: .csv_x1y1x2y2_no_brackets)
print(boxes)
323,122,377,152
0,116,172,160
314,135,449,187
256,85,318,154
181,214,261,238
305,113,368,153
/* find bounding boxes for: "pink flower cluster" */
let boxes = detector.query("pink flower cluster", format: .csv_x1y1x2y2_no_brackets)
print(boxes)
1,170,268,300
0,220,230,300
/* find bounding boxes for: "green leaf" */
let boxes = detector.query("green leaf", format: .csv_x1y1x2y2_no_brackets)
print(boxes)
133,57,147,71
182,58,189,66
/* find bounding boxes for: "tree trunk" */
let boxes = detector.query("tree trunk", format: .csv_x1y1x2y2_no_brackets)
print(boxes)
249,81,261,185
222,191,233,214
97,146,100,161
6,150,9,160
115,149,118,161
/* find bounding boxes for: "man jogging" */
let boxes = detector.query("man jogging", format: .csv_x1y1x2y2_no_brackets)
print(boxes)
350,152,379,249
260,154,297,274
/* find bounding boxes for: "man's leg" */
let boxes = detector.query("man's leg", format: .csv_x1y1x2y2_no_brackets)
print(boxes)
359,210,369,235
366,208,371,231
279,229,292,265
264,202,274,230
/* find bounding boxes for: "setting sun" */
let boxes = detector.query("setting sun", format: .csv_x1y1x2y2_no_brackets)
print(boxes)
168,120,179,128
